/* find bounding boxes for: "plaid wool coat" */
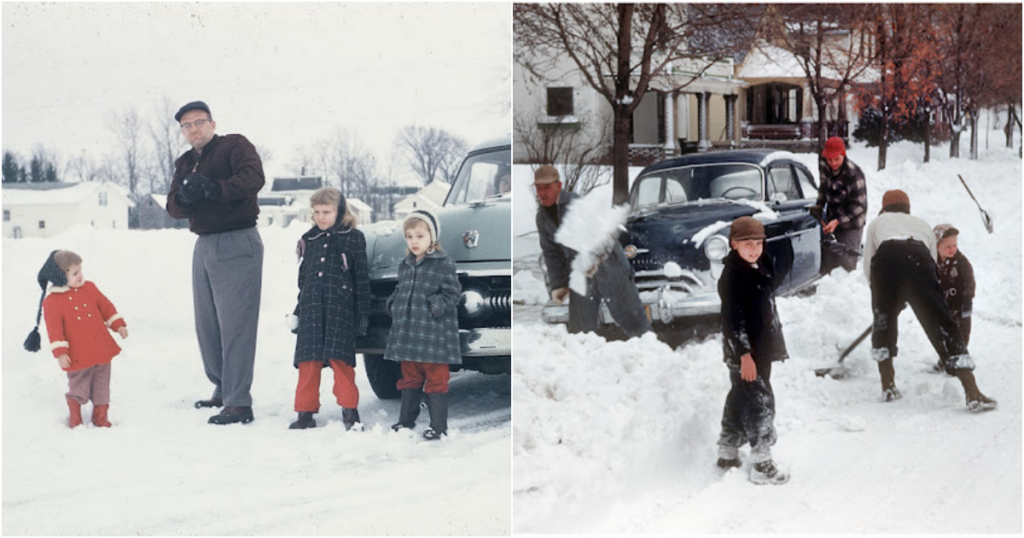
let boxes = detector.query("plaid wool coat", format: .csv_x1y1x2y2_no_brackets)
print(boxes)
817,156,868,231
293,223,370,368
384,249,462,365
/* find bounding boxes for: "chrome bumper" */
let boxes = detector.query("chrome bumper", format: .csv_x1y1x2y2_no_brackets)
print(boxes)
540,288,721,326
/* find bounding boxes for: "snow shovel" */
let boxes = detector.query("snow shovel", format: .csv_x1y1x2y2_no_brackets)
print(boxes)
813,325,872,379
957,174,994,234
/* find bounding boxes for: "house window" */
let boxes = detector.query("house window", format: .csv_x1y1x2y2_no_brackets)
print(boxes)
547,87,574,116
98,191,108,206
3,210,9,222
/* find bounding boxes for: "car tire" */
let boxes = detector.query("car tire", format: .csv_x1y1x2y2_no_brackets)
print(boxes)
364,354,402,400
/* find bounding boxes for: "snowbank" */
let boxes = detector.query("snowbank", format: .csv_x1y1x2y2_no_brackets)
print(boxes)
513,141,1022,533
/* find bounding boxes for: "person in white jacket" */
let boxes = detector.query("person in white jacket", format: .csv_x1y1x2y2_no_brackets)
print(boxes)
862,189,995,411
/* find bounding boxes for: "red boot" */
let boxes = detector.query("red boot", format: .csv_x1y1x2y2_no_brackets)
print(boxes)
67,398,83,429
92,404,112,428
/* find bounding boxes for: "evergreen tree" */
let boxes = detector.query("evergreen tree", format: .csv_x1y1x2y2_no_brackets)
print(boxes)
2,151,19,183
44,162,59,182
29,155,43,183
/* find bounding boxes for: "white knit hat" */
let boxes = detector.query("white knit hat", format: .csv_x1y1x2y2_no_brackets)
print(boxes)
404,209,440,244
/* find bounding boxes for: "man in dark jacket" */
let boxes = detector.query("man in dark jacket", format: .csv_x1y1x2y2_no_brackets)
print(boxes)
716,216,789,485
812,136,867,274
863,190,995,411
533,165,650,337
166,101,265,425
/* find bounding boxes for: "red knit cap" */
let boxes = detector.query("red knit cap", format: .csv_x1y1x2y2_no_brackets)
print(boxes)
822,136,846,159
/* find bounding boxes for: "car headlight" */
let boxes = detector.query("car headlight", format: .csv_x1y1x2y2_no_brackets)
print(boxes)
624,245,638,259
704,235,729,261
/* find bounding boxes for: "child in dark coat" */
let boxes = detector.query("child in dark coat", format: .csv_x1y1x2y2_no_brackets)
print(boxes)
932,224,976,374
289,187,370,431
716,216,790,485
25,250,128,428
385,209,462,440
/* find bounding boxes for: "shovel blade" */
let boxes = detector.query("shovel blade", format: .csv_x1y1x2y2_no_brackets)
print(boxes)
981,210,994,234
814,365,854,379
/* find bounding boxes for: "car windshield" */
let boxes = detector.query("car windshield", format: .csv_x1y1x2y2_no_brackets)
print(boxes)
445,147,512,206
631,163,763,211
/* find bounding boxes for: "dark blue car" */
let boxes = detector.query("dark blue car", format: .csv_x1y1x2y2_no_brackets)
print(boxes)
543,149,822,332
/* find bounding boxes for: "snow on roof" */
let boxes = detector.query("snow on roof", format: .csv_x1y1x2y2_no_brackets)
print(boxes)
2,181,133,206
151,193,168,206
420,181,451,205
739,40,878,84
347,198,372,212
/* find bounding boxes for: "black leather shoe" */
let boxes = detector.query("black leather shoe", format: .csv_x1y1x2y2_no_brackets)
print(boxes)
208,406,254,425
195,398,223,409
342,408,361,431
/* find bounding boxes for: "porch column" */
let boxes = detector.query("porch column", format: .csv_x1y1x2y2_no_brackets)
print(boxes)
724,94,738,146
664,91,676,155
697,92,710,152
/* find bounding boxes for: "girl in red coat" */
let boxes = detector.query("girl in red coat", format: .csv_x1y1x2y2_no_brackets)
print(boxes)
24,250,128,428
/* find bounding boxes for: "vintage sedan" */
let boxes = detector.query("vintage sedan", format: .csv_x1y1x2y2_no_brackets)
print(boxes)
543,149,822,334
357,136,511,399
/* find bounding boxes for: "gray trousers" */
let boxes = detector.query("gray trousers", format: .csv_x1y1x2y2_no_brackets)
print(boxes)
568,247,652,337
66,363,111,405
192,227,264,407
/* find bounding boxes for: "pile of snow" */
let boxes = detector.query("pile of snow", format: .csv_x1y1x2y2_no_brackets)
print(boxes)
513,141,1022,533
553,193,631,295
2,223,510,535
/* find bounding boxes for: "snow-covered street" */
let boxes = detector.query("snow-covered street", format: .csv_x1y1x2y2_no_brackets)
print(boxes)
2,224,511,535
512,141,1022,533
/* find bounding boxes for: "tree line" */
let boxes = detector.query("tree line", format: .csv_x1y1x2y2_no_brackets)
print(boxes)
3,95,468,223
515,3,1022,203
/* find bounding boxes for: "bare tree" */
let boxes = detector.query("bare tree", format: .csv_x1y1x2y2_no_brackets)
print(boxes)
149,97,185,194
394,125,468,185
769,4,877,152
515,4,759,205
514,107,610,195
106,106,144,202
67,151,100,183
305,129,379,199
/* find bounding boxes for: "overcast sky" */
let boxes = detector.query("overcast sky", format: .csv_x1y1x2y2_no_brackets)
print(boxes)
2,2,510,180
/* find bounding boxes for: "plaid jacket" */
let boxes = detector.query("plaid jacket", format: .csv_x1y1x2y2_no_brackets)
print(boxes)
817,157,868,230
293,223,370,368
384,249,462,365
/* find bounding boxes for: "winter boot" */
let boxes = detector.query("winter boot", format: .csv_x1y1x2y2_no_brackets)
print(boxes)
91,404,112,428
208,406,254,425
716,445,741,471
194,398,223,409
955,370,998,412
391,388,422,431
422,392,448,441
342,408,362,431
67,398,83,429
289,412,316,429
750,459,790,485
878,359,902,402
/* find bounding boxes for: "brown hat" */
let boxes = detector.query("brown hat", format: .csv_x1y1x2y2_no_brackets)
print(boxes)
533,165,560,185
933,223,960,242
730,216,766,241
880,189,910,213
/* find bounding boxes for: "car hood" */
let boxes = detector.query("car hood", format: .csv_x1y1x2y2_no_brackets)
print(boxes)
628,201,760,244
365,197,511,279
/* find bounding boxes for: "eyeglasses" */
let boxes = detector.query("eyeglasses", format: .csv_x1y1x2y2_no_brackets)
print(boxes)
180,118,211,131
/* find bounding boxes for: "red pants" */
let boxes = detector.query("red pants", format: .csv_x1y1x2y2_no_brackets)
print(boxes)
294,360,358,412
397,361,450,393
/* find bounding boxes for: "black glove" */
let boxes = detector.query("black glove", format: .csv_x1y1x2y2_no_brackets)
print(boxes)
808,205,823,221
200,179,222,200
175,180,202,207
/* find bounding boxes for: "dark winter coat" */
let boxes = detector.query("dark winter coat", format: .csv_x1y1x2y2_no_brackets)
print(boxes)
166,134,265,235
937,250,975,341
536,190,578,292
384,249,462,365
293,223,370,368
718,249,789,368
817,156,868,231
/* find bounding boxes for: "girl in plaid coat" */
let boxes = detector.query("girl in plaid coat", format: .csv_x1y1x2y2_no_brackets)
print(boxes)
289,187,370,431
385,209,462,440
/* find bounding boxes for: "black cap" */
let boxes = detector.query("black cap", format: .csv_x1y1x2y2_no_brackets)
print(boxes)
175,101,212,122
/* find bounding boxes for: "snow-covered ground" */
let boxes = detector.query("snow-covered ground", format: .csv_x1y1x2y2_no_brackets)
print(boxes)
512,141,1022,533
2,223,510,535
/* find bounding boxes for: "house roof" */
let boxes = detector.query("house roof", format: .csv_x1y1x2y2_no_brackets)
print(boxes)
2,181,134,206
738,40,878,83
150,193,168,207
347,198,372,212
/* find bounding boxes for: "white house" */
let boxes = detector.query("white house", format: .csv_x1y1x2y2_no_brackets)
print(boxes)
2,181,134,239
347,198,373,225
392,180,450,221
